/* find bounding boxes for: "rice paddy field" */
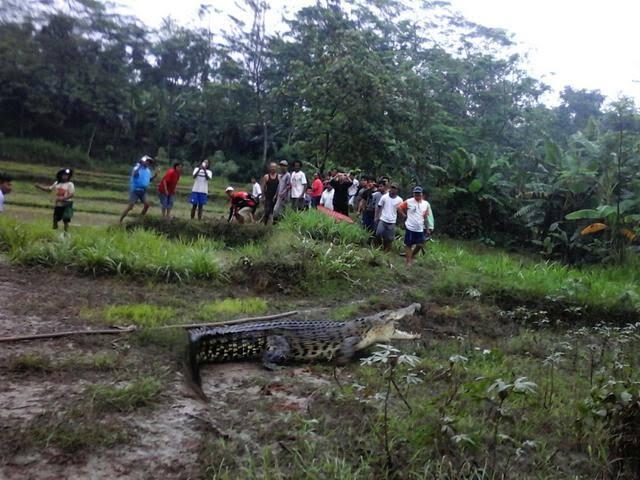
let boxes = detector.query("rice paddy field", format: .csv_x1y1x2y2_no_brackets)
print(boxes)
1,159,640,479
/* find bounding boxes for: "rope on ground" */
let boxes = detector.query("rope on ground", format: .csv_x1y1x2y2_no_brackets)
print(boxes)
0,310,299,343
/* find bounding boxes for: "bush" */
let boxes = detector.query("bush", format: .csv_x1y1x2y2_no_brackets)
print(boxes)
0,137,90,168
126,216,270,246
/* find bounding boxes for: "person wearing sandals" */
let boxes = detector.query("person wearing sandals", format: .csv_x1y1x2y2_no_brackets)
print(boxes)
35,168,75,232
120,155,156,223
190,159,213,220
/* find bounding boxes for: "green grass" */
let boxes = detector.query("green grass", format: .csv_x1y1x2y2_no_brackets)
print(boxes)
85,376,164,413
196,297,269,320
279,209,370,245
103,304,176,328
425,239,640,314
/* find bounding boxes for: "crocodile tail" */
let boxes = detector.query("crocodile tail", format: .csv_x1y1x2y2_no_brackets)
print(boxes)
184,331,207,401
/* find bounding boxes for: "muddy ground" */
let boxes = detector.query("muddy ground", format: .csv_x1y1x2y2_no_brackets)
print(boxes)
0,262,446,480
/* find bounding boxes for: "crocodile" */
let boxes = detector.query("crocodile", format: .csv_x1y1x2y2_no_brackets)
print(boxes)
185,303,422,395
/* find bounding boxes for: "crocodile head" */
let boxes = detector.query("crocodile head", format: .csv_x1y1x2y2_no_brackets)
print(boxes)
354,306,422,350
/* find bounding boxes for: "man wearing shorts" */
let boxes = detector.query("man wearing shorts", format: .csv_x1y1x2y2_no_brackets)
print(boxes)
375,183,402,251
190,159,213,220
397,186,433,264
158,162,183,218
120,155,156,223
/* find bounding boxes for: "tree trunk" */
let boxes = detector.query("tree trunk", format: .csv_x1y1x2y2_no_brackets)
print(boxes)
262,120,268,165
86,124,97,158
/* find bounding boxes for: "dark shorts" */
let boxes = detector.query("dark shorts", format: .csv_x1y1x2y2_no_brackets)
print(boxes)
129,189,147,204
375,221,396,241
159,193,174,209
362,210,375,231
190,192,208,206
53,202,73,222
404,229,426,246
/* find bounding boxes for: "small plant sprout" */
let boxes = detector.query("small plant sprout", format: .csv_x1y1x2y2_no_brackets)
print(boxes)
361,344,421,470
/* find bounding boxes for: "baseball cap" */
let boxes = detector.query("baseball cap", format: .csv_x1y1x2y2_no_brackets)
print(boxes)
225,186,234,192
412,186,424,194
389,183,399,189
278,160,288,166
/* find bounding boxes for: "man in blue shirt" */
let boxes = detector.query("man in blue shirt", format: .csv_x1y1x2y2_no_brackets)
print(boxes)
120,155,157,223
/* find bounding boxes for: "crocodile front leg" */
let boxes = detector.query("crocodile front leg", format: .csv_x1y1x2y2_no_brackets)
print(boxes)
262,335,291,370
335,336,362,365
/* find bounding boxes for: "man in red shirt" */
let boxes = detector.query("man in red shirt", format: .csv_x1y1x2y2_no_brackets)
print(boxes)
158,162,183,218
225,186,258,223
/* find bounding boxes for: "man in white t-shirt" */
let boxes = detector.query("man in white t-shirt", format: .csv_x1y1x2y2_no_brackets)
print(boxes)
289,160,307,210
347,173,359,208
320,183,335,210
397,186,434,264
375,183,403,251
0,173,13,213
190,159,213,220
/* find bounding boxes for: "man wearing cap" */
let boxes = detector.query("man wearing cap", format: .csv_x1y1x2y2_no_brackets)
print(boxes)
375,183,402,251
225,186,258,224
120,155,156,223
272,160,291,222
35,168,76,231
397,186,434,264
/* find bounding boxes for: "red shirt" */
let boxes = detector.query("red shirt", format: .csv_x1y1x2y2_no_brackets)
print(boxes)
230,191,256,208
158,168,181,195
311,178,323,197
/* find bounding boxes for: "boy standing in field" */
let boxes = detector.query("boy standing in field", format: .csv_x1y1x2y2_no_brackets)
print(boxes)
120,155,156,223
397,186,434,264
35,168,75,232
0,173,13,213
158,162,183,218
375,183,402,251
190,159,213,220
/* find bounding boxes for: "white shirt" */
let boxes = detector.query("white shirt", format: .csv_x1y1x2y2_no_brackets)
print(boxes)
290,171,307,199
348,178,359,196
192,167,213,194
320,189,334,210
50,181,75,206
0,189,4,212
252,182,262,199
402,198,430,232
378,193,403,224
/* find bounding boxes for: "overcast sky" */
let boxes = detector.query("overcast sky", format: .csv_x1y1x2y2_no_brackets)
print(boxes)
120,0,640,105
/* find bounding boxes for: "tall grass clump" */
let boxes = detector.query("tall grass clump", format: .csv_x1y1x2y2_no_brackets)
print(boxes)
0,219,226,282
278,209,370,245
427,240,640,313
126,216,270,246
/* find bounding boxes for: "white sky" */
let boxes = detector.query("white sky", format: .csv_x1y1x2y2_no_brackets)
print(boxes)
120,0,640,105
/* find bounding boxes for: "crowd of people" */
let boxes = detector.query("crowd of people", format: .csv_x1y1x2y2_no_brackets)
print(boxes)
0,155,435,263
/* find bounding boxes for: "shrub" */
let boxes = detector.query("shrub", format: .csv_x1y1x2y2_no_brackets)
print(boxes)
0,137,90,168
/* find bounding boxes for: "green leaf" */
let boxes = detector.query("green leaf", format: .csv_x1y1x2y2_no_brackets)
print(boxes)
468,179,483,193
565,209,602,220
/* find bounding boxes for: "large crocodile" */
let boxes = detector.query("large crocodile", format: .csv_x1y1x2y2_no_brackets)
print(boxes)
185,303,422,394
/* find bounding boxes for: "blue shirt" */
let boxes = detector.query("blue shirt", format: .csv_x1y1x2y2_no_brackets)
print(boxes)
130,164,151,191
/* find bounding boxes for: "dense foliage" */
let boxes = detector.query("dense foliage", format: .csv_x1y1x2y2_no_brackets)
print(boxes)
1,0,639,262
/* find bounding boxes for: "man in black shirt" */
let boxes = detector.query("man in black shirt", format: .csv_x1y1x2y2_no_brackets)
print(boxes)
330,172,353,216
